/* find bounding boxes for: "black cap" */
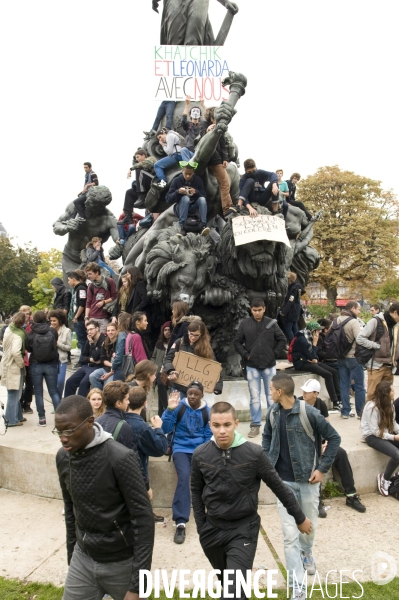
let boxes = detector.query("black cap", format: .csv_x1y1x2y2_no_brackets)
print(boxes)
187,381,204,393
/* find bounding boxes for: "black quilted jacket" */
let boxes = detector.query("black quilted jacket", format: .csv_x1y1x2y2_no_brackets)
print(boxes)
56,438,154,593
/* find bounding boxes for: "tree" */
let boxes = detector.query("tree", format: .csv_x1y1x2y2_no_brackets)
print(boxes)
0,238,41,315
369,278,399,304
28,249,63,310
299,166,399,304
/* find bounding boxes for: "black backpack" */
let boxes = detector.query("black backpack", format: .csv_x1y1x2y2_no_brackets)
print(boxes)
389,474,399,500
32,330,58,362
354,318,385,366
183,214,203,233
323,316,354,360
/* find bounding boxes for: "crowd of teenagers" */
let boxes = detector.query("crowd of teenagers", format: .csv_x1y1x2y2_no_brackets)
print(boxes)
2,287,399,599
59,95,313,244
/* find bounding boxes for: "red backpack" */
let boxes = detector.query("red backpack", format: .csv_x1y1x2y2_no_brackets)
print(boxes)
287,336,297,363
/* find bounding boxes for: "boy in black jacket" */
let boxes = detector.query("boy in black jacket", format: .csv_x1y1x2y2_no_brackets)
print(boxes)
234,298,286,438
191,401,311,600
237,158,279,216
165,164,210,236
55,395,154,600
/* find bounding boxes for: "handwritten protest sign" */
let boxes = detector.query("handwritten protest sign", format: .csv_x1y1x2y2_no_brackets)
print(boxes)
232,215,291,247
172,351,222,394
154,45,230,101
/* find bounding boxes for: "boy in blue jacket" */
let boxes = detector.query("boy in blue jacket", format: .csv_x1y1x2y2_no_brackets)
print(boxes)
165,164,210,236
162,381,212,544
125,387,168,523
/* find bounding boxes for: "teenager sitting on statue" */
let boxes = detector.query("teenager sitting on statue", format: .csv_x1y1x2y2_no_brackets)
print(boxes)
165,161,210,236
143,100,177,139
237,158,280,217
286,172,313,221
200,106,236,218
153,128,194,188
120,149,157,219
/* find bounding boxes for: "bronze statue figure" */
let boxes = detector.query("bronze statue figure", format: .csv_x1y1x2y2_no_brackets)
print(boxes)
152,0,239,46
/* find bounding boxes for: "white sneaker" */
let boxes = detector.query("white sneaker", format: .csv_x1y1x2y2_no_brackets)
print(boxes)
377,473,391,496
291,588,307,600
301,550,316,575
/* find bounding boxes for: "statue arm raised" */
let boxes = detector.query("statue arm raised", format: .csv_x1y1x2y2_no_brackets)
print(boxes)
217,0,239,14
53,215,81,236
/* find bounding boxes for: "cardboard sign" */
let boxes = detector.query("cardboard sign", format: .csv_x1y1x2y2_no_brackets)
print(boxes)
172,351,222,394
232,215,291,247
154,45,230,101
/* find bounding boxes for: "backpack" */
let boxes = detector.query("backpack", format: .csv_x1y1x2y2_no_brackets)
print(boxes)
32,330,58,362
354,318,385,366
388,474,399,500
269,400,317,472
112,420,126,441
168,402,209,462
323,316,354,360
183,215,203,233
287,336,297,363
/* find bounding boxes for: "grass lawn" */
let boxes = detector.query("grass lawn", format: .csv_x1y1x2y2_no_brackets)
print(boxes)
1,576,398,599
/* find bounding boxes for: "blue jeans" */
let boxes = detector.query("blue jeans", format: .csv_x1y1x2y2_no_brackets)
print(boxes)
337,357,365,417
117,224,136,243
64,365,93,397
5,369,24,425
152,100,176,131
89,368,114,390
246,366,276,426
30,362,61,418
277,481,319,589
154,149,194,181
97,260,116,276
57,362,67,398
73,320,87,355
172,452,192,524
284,320,298,342
176,196,207,227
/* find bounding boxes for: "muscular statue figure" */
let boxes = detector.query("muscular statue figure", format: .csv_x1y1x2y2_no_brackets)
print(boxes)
152,0,239,46
53,185,119,277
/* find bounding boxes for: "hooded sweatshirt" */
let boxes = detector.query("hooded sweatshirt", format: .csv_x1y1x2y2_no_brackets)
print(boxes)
85,422,112,449
161,398,212,454
51,277,72,312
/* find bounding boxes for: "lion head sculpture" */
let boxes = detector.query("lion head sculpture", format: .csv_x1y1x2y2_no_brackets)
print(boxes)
144,225,217,307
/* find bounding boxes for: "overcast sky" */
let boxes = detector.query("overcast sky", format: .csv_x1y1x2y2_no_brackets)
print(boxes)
1,0,398,252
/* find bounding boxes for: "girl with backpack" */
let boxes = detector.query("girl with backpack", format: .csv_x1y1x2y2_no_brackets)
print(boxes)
26,310,60,427
361,380,399,496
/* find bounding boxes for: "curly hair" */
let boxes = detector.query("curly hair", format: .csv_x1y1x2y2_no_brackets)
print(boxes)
372,380,395,438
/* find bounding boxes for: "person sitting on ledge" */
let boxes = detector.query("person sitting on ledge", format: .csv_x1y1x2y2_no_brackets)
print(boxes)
121,148,157,217
117,211,143,246
300,378,366,515
237,158,279,216
165,162,210,236
286,172,313,221
85,237,116,276
153,128,194,188
291,321,342,410
70,162,99,222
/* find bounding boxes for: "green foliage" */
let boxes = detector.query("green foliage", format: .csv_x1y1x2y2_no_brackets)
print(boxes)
322,480,344,499
299,166,399,303
0,238,40,315
0,578,63,599
28,249,63,311
370,278,399,303
307,303,335,319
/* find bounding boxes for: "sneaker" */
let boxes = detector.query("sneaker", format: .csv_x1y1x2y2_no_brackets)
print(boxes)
76,215,86,221
153,513,165,523
19,417,27,422
133,197,146,209
39,418,47,427
201,226,210,237
377,473,391,496
318,501,327,518
174,524,186,544
154,179,167,189
118,213,133,225
248,426,260,438
301,550,316,575
345,494,366,513
23,406,33,414
349,411,355,417
341,414,349,419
